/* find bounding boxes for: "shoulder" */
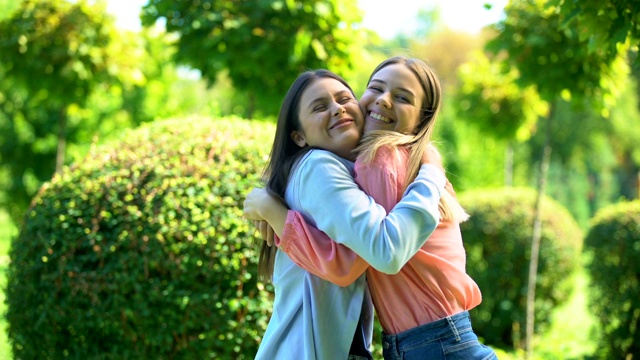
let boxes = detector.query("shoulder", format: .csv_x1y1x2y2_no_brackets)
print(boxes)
306,148,351,163
365,144,408,167
297,149,354,174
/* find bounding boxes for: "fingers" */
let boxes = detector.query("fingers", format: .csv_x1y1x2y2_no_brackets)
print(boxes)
245,188,277,246
252,220,275,247
266,226,275,247
257,220,269,241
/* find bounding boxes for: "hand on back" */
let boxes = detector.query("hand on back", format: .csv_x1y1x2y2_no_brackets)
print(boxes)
243,188,279,246
421,142,445,174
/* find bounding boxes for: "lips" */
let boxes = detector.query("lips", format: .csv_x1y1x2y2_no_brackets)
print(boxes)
330,118,354,129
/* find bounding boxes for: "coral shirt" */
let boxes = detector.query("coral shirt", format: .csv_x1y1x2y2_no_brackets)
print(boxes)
278,146,482,334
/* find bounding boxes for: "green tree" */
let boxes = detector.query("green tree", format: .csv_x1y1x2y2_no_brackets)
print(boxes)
0,0,114,173
0,2,207,224
487,0,629,357
609,74,640,199
140,0,364,119
455,50,546,186
0,0,114,223
550,0,640,64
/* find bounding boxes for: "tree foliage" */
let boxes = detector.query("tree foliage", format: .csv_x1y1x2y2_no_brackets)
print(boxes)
413,29,482,90
0,0,113,109
488,0,627,108
0,0,114,223
0,1,208,225
140,0,363,118
456,50,546,141
483,1,631,356
549,0,640,64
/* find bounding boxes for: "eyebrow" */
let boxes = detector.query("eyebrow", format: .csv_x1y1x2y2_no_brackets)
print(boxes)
369,79,416,98
307,90,352,110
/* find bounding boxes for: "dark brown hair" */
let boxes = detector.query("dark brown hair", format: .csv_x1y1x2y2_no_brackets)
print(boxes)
258,69,357,281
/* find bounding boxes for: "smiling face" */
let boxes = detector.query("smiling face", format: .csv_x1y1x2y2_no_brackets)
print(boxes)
360,63,425,135
291,78,364,160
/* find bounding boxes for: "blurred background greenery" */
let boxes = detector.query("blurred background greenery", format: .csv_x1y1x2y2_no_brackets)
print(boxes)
0,0,638,358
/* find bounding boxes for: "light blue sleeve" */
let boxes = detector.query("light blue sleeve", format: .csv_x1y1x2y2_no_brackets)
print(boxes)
288,150,445,274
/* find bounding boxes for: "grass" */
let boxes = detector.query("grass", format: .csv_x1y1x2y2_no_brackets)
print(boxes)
0,209,599,359
479,268,598,360
535,269,598,359
480,264,599,360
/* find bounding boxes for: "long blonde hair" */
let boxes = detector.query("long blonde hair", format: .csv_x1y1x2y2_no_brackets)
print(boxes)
356,56,469,223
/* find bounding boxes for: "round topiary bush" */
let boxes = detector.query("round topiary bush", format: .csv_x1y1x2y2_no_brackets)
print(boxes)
583,200,640,359
458,187,583,350
6,116,275,359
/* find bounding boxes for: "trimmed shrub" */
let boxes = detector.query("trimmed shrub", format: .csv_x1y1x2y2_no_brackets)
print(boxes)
6,116,274,359
584,200,640,359
459,187,583,350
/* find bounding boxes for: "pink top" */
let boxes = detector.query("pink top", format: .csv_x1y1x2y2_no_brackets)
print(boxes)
277,145,482,334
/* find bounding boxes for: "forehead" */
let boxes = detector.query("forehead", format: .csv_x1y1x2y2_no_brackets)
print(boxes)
300,78,349,103
371,64,422,94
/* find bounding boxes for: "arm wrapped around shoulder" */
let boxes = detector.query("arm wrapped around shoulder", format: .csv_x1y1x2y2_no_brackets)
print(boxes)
294,150,446,274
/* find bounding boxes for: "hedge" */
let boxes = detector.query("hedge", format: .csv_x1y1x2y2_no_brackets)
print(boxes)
459,187,583,350
583,199,640,359
6,116,274,359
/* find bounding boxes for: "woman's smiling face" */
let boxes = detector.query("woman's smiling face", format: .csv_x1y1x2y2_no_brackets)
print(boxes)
360,63,424,135
291,77,364,160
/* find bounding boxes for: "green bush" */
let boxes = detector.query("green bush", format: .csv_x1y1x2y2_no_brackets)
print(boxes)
583,200,640,359
459,187,583,350
6,116,274,359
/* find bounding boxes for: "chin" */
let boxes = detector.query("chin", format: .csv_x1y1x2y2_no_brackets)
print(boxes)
366,125,391,133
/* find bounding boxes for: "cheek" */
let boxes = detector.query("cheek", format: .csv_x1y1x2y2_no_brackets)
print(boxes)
298,122,319,144
359,94,372,109
350,105,364,125
398,111,419,133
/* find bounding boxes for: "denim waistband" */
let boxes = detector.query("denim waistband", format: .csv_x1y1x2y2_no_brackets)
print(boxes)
382,311,472,348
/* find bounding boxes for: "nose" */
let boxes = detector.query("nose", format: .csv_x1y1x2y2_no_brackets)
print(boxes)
332,102,346,116
375,92,392,109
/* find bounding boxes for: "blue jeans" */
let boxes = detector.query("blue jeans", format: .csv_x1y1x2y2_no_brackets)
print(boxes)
381,311,497,360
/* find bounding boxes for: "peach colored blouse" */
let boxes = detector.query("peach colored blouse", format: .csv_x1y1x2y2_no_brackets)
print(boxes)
277,145,482,334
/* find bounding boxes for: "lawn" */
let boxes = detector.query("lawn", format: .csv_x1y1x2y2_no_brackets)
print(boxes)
529,268,598,359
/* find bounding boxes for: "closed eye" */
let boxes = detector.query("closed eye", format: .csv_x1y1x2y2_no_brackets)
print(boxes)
397,95,410,102
338,96,354,104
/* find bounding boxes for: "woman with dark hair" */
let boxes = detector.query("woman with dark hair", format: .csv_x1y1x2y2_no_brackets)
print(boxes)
247,68,446,359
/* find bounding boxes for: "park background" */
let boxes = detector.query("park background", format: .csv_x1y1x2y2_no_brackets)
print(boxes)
0,0,638,359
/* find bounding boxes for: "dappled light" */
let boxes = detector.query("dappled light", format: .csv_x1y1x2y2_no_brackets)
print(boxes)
0,0,639,358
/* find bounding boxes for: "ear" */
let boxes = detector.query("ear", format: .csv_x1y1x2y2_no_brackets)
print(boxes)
290,130,307,148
